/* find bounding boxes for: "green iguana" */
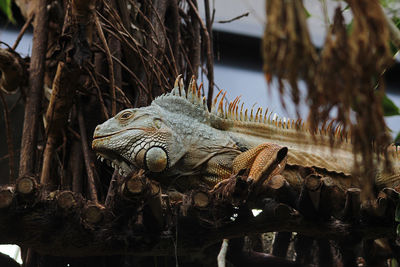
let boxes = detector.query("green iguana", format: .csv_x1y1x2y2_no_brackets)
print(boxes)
92,76,400,191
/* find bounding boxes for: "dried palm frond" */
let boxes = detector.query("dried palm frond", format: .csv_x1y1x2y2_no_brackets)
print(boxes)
263,0,394,200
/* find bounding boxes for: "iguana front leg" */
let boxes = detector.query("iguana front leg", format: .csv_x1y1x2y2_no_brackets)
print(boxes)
232,143,288,184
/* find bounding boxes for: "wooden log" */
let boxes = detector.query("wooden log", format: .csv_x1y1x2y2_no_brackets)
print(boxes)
382,187,399,202
342,188,361,221
376,194,388,217
304,174,322,210
146,181,163,229
119,172,164,228
193,191,210,208
337,240,358,267
294,235,314,265
56,191,76,210
297,183,318,219
16,176,37,195
317,239,334,267
361,196,388,218
266,174,287,190
0,187,14,209
150,181,161,197
272,232,292,258
82,203,104,224
261,198,292,219
226,237,302,267
248,233,264,252
0,186,394,257
319,177,346,219
123,175,145,195
262,175,298,208
121,170,157,200
166,189,185,203
305,174,322,191
363,239,392,267
0,48,25,94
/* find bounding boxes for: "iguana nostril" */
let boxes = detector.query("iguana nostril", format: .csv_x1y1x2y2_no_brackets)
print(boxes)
145,147,168,173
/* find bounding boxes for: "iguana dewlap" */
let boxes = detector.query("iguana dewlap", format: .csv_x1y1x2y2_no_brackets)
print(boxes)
92,77,400,190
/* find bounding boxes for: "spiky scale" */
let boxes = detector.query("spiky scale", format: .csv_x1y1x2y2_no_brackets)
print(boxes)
235,104,239,120
197,83,202,99
174,74,182,88
240,103,244,121
176,77,185,97
212,90,223,113
187,80,194,102
202,96,207,109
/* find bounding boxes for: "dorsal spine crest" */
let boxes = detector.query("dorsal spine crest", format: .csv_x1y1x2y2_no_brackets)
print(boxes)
160,76,352,143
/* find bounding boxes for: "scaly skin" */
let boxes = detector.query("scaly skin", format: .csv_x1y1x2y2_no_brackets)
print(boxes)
92,77,400,191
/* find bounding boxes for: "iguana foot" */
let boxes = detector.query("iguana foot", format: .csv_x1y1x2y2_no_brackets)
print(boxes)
233,143,288,184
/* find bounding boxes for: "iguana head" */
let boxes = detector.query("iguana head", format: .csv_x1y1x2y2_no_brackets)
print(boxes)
92,105,185,176
92,76,228,177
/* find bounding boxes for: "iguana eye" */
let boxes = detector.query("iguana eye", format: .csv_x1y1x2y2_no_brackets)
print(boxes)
119,110,133,121
153,118,162,129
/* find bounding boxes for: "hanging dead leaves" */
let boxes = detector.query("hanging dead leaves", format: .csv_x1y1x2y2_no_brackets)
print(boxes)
263,0,318,109
263,0,395,199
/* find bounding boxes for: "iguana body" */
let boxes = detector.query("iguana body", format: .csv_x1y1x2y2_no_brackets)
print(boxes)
92,77,400,191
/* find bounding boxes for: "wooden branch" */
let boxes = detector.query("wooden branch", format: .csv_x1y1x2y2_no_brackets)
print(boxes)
0,49,25,94
188,0,214,109
0,91,15,182
188,1,201,77
19,0,48,177
77,107,98,203
41,62,79,186
12,12,34,51
170,0,181,74
70,140,83,193
108,0,122,107
94,12,116,116
203,0,214,109
105,170,118,207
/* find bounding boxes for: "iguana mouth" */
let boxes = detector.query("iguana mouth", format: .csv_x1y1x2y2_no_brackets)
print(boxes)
96,152,135,176
93,127,146,140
